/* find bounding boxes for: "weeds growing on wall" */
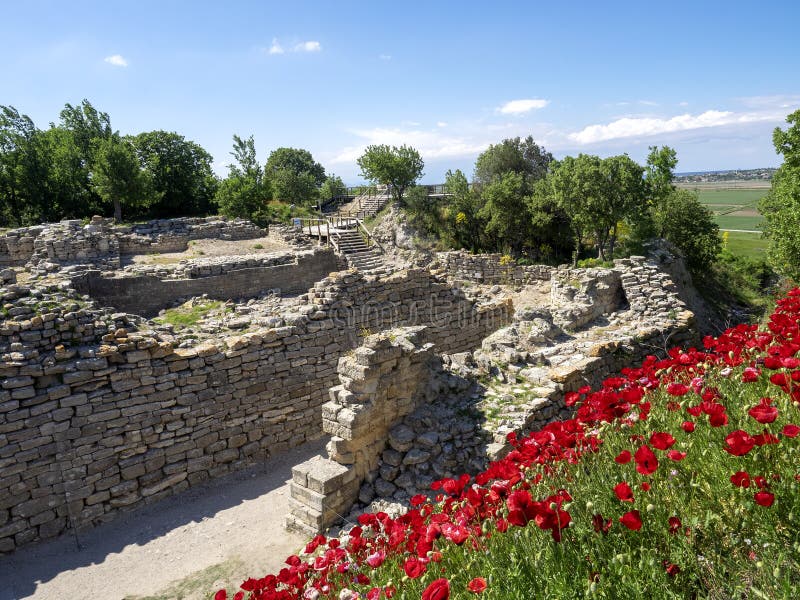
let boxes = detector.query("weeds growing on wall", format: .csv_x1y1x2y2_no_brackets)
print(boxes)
215,290,800,600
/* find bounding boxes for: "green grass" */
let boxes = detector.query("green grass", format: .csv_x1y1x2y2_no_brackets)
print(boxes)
691,188,767,206
724,231,768,259
715,214,765,231
153,299,224,328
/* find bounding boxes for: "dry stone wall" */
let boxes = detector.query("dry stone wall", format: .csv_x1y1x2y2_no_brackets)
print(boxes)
72,248,341,317
0,216,268,271
437,251,553,285
0,267,512,552
287,252,702,532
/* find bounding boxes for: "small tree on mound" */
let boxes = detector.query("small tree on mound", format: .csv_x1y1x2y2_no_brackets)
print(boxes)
357,144,424,206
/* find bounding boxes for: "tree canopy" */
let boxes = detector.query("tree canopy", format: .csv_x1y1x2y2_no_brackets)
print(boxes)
357,144,424,205
474,136,553,186
760,110,800,279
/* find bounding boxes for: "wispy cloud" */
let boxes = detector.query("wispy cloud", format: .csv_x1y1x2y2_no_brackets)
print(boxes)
294,40,321,52
497,98,549,115
104,54,128,67
569,109,785,144
379,54,392,61
329,126,490,165
267,38,321,55
437,121,448,128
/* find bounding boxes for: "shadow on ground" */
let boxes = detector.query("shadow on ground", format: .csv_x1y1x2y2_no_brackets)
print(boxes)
0,437,327,600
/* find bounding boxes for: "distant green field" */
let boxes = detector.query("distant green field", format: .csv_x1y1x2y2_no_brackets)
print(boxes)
724,231,768,259
714,214,765,231
691,188,767,206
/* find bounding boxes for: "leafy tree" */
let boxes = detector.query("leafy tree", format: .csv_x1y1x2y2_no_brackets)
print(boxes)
357,144,424,205
319,174,348,202
91,136,155,221
40,126,97,220
645,145,678,203
265,147,326,185
215,135,271,224
597,154,646,258
265,147,325,206
478,171,533,254
474,136,553,186
132,130,217,217
443,169,485,252
654,188,721,272
540,155,599,265
0,106,49,226
760,110,800,278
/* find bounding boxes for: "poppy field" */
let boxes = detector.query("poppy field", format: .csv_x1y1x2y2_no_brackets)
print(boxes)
215,289,800,599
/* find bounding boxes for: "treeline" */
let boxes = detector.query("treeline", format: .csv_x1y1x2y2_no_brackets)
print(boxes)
403,137,721,272
0,99,345,227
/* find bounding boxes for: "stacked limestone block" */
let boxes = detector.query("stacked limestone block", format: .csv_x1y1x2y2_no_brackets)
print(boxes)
437,250,553,285
287,327,436,535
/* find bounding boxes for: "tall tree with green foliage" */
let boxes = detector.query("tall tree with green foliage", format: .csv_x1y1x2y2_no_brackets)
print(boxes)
357,144,424,205
319,174,348,203
654,188,721,272
91,136,155,221
474,136,553,186
132,131,217,217
0,106,49,225
477,171,533,254
215,135,271,224
760,110,800,279
597,154,646,258
266,147,326,206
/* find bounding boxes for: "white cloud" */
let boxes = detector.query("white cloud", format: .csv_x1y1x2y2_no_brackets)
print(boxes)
568,109,784,144
437,121,448,128
638,100,659,106
379,54,392,60
329,126,490,165
678,101,689,107
268,38,284,54
104,54,128,67
293,40,321,53
497,98,549,115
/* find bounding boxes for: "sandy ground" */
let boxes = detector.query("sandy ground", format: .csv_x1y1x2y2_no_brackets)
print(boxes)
124,236,291,266
0,437,327,600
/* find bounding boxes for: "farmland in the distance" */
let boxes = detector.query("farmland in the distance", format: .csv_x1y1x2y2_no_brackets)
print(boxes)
677,182,768,258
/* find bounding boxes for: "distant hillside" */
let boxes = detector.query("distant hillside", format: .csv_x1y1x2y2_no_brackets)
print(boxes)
675,168,776,183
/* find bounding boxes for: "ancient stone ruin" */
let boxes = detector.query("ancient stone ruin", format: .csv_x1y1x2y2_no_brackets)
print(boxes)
0,213,703,552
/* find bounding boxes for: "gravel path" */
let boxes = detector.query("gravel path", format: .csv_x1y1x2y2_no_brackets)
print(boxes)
124,236,291,266
0,438,327,600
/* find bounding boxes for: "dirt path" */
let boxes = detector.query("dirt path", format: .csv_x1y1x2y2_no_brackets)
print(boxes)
0,438,327,600
123,236,291,266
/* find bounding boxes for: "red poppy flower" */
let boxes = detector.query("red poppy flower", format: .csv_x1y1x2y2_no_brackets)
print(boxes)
754,491,775,507
422,578,450,600
592,513,612,534
403,557,427,579
615,450,632,464
650,432,677,450
467,577,487,594
668,516,682,534
634,445,659,475
730,471,751,488
666,383,689,396
366,551,385,568
723,430,756,456
619,510,642,531
742,366,761,382
667,450,687,461
640,482,651,491
783,424,800,437
748,398,778,424
614,482,634,503
663,562,681,577
681,421,695,433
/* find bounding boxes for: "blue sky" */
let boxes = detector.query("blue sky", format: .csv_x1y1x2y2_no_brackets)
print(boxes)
2,0,799,184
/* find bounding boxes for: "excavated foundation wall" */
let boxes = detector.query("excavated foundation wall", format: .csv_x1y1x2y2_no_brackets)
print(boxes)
0,268,512,552
71,249,340,316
